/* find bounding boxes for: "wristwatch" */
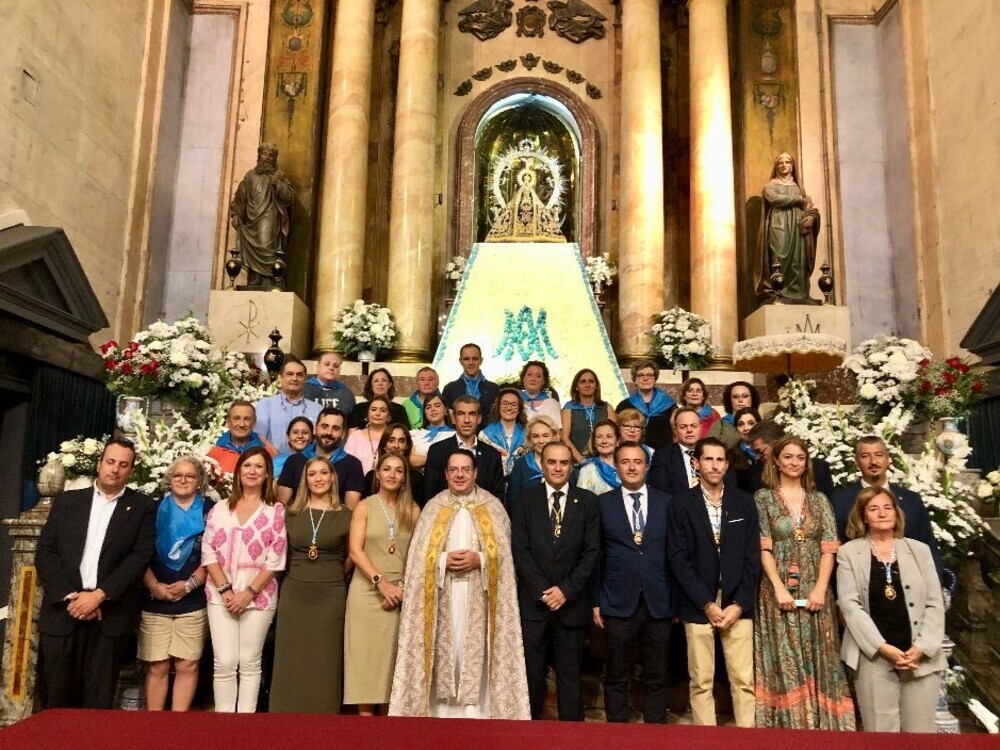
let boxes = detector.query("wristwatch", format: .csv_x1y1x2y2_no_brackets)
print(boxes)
372,573,383,586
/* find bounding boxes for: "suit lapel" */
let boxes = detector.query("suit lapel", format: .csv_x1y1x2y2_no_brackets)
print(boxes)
68,489,95,566
100,491,135,555
609,489,633,542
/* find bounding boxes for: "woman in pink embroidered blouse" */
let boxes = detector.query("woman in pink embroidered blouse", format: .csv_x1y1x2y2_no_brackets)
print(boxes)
202,446,287,713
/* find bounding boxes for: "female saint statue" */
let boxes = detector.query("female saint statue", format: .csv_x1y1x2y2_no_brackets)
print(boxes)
755,152,821,305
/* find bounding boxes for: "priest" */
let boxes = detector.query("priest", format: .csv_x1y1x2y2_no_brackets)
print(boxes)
389,450,529,719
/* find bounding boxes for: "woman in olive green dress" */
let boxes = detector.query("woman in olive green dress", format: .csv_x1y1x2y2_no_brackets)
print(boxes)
344,452,420,715
270,457,352,713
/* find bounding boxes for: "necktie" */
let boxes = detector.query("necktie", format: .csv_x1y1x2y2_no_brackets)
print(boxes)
551,490,564,539
685,448,698,488
630,492,644,545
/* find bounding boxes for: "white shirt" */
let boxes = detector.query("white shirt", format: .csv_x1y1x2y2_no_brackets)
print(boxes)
455,435,479,452
79,483,125,590
620,485,648,533
544,481,570,517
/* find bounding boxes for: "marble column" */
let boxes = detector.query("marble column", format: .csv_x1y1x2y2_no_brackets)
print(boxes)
618,0,665,360
0,514,46,726
313,0,377,352
688,0,738,363
385,0,440,361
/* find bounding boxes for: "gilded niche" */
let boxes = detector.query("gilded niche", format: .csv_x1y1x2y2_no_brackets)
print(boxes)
547,0,607,44
458,0,514,41
516,5,547,38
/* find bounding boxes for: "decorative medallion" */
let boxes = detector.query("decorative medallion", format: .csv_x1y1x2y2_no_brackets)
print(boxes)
516,5,547,37
281,0,314,28
547,0,607,44
520,53,541,70
457,0,514,41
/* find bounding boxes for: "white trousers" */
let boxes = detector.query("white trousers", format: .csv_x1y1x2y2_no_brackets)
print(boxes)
206,603,275,713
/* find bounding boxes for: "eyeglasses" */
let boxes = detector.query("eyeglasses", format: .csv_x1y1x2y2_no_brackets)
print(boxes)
635,372,657,379
446,466,473,475
621,424,643,431
172,474,199,482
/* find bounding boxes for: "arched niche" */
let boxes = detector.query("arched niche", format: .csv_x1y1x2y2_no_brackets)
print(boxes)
453,78,601,261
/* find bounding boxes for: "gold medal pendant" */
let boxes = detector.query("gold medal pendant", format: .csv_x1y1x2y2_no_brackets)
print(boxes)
307,544,319,561
793,528,805,544
553,523,562,539
713,532,721,547
388,543,397,555
885,584,897,601
633,531,643,546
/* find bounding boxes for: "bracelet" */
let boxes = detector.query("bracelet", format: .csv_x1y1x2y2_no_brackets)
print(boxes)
247,584,259,597
217,583,232,594
188,574,201,589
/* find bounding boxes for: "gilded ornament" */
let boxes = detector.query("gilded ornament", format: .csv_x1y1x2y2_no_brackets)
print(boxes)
520,53,541,70
516,5,547,38
485,139,566,243
547,0,606,44
457,0,514,41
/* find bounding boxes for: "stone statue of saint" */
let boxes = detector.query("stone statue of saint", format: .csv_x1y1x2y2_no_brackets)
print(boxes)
229,143,294,290
755,152,822,305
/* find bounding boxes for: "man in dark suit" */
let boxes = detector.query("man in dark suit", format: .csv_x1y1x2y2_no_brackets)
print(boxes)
747,419,835,497
511,441,600,720
425,395,505,499
441,342,500,417
668,438,760,727
830,435,943,577
649,407,703,493
594,442,674,724
35,438,156,709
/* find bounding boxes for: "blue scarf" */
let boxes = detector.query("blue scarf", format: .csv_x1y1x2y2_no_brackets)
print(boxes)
582,456,621,489
155,493,205,571
215,431,265,453
722,413,735,425
695,404,714,421
462,373,485,398
306,375,346,390
520,390,548,406
739,442,758,462
409,392,424,411
628,389,675,421
481,420,526,473
426,424,455,441
524,451,544,484
273,443,316,477
329,444,348,465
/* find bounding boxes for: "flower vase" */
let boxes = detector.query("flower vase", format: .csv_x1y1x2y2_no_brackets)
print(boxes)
934,417,967,457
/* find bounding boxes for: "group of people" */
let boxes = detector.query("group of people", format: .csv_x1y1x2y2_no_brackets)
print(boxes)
33,344,946,733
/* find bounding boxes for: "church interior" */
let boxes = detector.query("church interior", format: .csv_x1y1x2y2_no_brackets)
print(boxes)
1,0,999,729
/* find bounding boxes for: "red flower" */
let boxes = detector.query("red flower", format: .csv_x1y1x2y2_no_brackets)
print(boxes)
129,341,140,351
139,362,156,376
947,357,962,369
918,358,931,368
100,340,119,355
942,371,956,385
120,363,133,376
920,381,933,393
957,362,970,374
123,349,134,360
934,386,951,396
972,381,983,394
105,359,117,371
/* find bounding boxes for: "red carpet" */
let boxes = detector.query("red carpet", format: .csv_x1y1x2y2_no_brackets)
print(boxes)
1,710,995,750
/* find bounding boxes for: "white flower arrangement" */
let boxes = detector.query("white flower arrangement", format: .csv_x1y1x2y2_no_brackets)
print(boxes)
774,379,985,567
976,469,1000,504
444,255,467,283
648,307,715,371
44,435,110,479
842,335,931,416
129,410,229,500
585,253,618,288
100,316,229,417
331,300,398,358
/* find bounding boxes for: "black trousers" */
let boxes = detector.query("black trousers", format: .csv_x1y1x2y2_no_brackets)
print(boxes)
520,616,587,721
602,598,671,723
40,622,129,709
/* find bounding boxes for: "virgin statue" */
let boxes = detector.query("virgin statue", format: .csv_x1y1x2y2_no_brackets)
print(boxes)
754,152,822,305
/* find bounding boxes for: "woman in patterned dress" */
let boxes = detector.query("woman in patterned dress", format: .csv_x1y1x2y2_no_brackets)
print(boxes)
754,436,855,729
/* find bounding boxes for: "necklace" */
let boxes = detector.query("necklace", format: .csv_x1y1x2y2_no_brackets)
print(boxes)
777,487,806,543
582,403,596,434
307,506,328,560
375,495,398,555
871,539,898,600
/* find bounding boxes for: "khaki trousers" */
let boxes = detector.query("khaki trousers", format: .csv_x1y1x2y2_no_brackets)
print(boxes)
684,618,755,727
854,653,940,733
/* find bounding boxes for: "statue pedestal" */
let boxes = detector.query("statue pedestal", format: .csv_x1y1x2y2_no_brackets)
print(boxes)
207,291,311,358
0,512,47,726
743,304,851,345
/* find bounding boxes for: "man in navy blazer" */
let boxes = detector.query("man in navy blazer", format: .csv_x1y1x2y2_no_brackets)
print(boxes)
511,441,600,720
649,407,701,493
594,442,673,723
424,395,505,499
668,438,759,727
830,436,943,578
35,439,156,709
